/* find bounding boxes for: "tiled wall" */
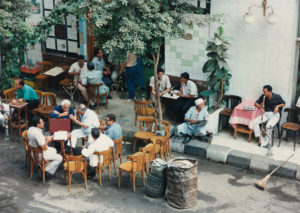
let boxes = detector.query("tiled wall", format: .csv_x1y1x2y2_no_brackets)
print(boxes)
165,25,209,81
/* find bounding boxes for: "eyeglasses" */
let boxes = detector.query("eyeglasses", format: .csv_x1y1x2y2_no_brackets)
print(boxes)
105,119,110,122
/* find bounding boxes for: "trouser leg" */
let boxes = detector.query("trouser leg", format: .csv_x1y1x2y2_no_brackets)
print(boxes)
176,123,188,136
253,113,269,138
77,83,89,101
44,147,63,175
70,129,86,148
125,66,137,100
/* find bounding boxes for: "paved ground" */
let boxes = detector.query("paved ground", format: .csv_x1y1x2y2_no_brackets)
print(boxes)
1,134,300,213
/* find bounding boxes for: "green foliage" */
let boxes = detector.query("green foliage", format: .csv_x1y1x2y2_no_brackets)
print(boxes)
202,26,231,107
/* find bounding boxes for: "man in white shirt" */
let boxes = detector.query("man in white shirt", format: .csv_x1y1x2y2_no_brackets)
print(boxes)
174,72,198,122
27,115,62,176
71,104,100,148
82,128,114,178
149,68,171,102
68,55,89,102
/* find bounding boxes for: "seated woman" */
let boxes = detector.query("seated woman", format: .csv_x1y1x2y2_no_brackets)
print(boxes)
49,99,77,130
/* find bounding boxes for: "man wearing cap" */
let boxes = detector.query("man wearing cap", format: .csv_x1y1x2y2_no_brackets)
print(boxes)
176,98,209,144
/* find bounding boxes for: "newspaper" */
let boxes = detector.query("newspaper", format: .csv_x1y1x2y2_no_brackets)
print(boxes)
53,131,68,141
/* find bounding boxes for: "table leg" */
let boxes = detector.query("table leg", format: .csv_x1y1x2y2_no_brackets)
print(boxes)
18,109,21,135
25,106,28,130
9,106,12,134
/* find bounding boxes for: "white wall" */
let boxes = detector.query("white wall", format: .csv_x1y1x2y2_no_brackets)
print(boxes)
165,0,299,107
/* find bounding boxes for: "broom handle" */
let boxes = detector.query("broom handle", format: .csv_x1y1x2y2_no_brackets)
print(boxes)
268,154,294,176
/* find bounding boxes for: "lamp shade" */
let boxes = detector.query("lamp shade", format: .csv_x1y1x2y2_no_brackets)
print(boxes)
296,96,300,108
267,13,278,25
244,12,255,24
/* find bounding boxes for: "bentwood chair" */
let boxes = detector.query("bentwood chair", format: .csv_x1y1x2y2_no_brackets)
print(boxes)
87,83,108,114
118,152,145,192
37,92,57,120
133,116,157,152
150,135,169,161
21,130,30,172
32,90,43,114
279,108,300,151
94,148,113,186
138,143,156,175
112,136,123,174
28,145,49,183
133,98,156,126
63,154,88,191
3,88,17,103
218,95,242,132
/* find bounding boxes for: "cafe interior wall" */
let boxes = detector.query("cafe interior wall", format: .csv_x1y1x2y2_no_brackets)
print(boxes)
165,0,299,108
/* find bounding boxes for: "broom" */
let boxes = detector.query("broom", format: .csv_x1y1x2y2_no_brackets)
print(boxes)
255,154,294,190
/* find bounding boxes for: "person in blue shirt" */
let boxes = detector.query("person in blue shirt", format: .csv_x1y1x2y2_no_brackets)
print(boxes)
92,49,105,72
49,99,77,130
100,114,122,140
176,98,209,144
15,79,39,109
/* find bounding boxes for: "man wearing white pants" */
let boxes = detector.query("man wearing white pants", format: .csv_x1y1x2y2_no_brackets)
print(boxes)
0,100,11,128
27,115,62,176
253,85,285,147
71,104,100,148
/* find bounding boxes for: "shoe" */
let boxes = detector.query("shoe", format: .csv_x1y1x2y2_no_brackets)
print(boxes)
125,99,133,103
108,95,112,99
182,135,191,144
262,145,268,149
87,172,95,179
257,143,261,147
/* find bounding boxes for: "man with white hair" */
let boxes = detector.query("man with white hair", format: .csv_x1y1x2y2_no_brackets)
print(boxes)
70,104,100,148
50,99,76,121
176,98,209,144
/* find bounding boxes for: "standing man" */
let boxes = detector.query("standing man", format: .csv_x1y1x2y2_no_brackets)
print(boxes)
149,68,171,102
173,72,198,121
99,114,122,140
253,85,285,146
82,62,109,108
15,79,39,110
120,52,138,102
176,98,209,144
68,55,89,103
27,115,62,176
70,104,100,148
92,49,105,72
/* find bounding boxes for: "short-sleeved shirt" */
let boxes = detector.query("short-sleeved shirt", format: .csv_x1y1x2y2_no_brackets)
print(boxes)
92,56,105,71
81,109,100,135
149,75,171,92
183,80,198,97
105,122,122,140
256,93,285,112
27,126,46,148
49,105,75,119
16,84,38,101
68,62,88,81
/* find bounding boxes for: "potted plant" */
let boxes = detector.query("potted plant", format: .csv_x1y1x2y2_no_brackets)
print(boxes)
201,26,232,110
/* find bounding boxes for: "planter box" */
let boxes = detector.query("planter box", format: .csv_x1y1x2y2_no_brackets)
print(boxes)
206,107,224,135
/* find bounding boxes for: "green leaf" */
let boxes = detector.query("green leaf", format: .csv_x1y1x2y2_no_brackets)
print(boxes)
203,59,217,73
200,90,215,97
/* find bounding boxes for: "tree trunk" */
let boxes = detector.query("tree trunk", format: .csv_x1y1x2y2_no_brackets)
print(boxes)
217,78,224,107
152,46,163,125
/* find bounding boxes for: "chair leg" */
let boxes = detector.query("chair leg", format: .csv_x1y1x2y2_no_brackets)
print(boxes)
234,128,237,139
118,169,122,188
64,171,66,182
135,114,137,127
120,154,122,163
108,165,111,180
113,155,117,175
142,169,145,186
99,167,102,186
42,168,45,184
30,160,33,179
105,94,108,109
133,138,136,152
132,173,136,192
279,129,284,147
68,174,72,192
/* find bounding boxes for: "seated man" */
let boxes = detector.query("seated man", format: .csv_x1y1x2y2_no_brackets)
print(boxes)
176,98,209,144
15,79,39,110
99,114,122,140
82,127,114,178
0,98,11,128
92,49,105,72
49,99,77,130
173,72,198,122
149,68,171,102
253,85,285,147
102,65,114,99
68,55,89,103
82,62,109,108
70,104,100,148
27,115,62,176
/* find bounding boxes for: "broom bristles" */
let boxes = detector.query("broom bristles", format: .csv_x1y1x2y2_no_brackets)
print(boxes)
255,175,270,190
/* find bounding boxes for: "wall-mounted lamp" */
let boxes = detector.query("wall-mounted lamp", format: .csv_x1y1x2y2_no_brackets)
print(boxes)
244,0,278,25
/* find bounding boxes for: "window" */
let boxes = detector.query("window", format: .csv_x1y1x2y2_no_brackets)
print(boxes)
189,0,211,14
42,0,79,58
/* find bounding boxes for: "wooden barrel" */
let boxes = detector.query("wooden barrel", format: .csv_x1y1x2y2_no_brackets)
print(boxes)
166,159,198,209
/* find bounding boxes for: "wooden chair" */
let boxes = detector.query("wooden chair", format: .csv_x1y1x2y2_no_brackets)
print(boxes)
35,61,53,89
150,135,169,161
37,92,57,120
279,108,300,151
28,145,49,183
133,98,156,126
118,152,145,192
63,154,88,192
87,83,108,114
112,136,123,175
21,130,30,172
94,148,113,186
3,88,17,103
133,116,157,152
138,143,156,175
218,95,242,132
32,90,43,114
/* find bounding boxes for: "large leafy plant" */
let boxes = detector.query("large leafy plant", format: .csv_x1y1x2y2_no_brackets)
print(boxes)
202,26,231,108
